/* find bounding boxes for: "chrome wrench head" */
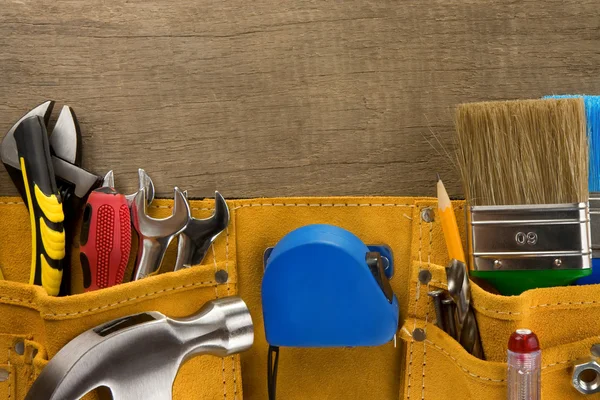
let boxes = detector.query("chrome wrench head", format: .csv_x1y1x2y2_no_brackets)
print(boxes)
174,191,230,271
24,296,254,400
1,101,103,201
102,169,155,206
131,185,190,280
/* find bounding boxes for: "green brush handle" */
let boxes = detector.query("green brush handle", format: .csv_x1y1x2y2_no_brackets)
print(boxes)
471,269,592,296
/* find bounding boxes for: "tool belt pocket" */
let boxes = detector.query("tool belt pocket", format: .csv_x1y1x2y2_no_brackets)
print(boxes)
0,197,241,400
0,333,46,400
403,260,600,399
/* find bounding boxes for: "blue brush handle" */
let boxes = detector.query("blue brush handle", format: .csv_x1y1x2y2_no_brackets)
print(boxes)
575,258,600,285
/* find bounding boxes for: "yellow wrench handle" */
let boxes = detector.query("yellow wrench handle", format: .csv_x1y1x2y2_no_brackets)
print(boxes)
15,117,65,296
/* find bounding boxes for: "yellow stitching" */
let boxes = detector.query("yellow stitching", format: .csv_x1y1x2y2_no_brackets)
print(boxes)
0,201,24,205
221,357,227,399
475,307,522,316
7,348,11,399
420,218,434,399
44,281,217,317
225,226,230,274
233,203,417,210
424,339,583,378
232,355,238,400
407,208,424,400
424,340,506,383
0,297,34,305
475,301,600,316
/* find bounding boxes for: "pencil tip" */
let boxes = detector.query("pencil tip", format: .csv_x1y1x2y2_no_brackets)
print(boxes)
436,173,441,182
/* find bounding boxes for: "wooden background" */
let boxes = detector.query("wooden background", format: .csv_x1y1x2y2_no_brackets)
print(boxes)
1,0,599,199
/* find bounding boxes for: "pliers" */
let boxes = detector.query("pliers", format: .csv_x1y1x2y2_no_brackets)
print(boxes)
1,101,103,295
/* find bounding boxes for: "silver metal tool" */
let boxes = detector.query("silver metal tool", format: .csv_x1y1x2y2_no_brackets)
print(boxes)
468,203,591,271
427,290,445,331
131,183,190,280
103,169,156,206
1,101,102,200
446,258,483,359
441,297,457,340
25,297,254,400
174,191,230,271
572,343,600,395
590,195,600,258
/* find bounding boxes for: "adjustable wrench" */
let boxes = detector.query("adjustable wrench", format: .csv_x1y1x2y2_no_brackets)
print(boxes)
1,101,103,294
174,191,230,271
25,297,254,400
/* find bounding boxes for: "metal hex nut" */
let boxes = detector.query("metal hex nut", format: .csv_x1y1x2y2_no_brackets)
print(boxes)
573,357,600,394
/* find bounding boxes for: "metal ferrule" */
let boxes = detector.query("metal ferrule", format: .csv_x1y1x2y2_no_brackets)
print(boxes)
589,193,600,258
468,203,591,271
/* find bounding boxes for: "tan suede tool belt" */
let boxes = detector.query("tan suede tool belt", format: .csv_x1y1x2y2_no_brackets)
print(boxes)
0,196,595,399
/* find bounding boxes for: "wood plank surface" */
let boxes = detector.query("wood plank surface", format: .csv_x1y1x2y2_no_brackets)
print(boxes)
1,0,599,199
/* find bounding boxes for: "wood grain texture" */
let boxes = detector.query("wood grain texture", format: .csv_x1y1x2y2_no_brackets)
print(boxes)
1,0,600,199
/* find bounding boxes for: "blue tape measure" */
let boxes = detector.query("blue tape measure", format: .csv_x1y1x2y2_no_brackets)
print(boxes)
261,224,400,347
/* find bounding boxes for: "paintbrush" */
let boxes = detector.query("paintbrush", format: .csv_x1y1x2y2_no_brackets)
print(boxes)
455,98,591,295
545,95,600,285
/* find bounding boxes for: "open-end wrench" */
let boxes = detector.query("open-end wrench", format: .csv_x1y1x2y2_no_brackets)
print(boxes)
25,297,254,400
80,169,156,291
103,169,156,207
131,183,190,280
174,191,230,271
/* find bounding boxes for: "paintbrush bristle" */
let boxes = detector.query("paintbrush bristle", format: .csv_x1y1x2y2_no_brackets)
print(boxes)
545,95,600,192
455,98,588,206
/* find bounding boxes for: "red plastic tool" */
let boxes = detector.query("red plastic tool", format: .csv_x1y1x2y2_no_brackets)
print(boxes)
79,187,131,291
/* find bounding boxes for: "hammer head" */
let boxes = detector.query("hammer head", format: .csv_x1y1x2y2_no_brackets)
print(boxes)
25,297,253,400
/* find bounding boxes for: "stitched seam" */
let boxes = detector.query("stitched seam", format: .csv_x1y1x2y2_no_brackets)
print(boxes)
225,226,230,274
423,339,577,380
149,205,214,211
43,280,217,317
0,297,34,305
476,301,600,316
424,340,505,383
407,207,424,400
476,307,522,316
0,201,24,205
232,355,238,400
420,218,433,400
7,348,11,399
233,203,417,210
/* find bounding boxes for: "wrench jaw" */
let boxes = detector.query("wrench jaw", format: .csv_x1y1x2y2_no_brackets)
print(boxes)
124,168,155,207
1,101,55,201
131,186,190,280
50,106,82,166
174,191,230,271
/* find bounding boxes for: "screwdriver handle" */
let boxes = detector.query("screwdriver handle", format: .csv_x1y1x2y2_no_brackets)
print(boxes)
14,117,65,296
80,188,131,291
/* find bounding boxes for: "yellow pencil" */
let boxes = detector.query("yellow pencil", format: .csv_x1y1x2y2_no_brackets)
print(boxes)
437,175,466,263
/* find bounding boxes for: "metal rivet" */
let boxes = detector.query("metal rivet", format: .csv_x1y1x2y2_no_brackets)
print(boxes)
215,270,229,284
418,269,432,284
412,328,426,342
591,344,600,358
420,208,435,223
554,258,562,268
14,340,24,355
0,368,8,382
493,260,502,269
